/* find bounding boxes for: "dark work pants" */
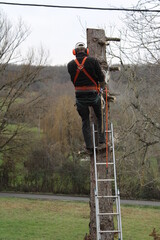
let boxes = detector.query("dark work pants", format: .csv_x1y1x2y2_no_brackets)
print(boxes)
76,93,105,149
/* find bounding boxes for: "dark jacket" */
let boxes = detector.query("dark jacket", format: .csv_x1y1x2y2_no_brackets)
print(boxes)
67,52,104,98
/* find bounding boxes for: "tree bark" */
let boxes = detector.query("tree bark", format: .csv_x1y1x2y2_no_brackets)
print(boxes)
87,28,114,240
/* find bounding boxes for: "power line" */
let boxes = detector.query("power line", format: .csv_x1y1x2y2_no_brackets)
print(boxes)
0,1,160,13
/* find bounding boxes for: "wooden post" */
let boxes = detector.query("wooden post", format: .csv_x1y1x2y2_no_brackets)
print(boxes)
87,28,114,240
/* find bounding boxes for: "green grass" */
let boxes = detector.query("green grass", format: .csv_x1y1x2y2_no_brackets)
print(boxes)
5,123,41,134
0,198,160,240
0,198,89,240
121,205,160,240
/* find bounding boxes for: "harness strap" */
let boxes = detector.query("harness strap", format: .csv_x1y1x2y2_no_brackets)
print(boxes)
75,86,98,91
73,57,98,89
81,68,98,87
73,57,87,84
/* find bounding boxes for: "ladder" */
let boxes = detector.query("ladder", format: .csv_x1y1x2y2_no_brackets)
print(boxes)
92,122,123,240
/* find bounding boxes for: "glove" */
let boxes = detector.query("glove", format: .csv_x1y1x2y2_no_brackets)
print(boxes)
99,81,106,89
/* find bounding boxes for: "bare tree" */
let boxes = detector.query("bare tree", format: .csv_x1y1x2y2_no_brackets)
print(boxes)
111,12,160,196
105,0,160,198
0,11,48,153
119,0,160,64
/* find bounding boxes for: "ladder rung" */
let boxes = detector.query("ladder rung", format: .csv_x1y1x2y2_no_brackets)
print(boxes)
98,212,119,216
97,195,118,198
105,130,112,133
96,162,114,165
99,230,121,233
94,130,111,133
98,179,115,182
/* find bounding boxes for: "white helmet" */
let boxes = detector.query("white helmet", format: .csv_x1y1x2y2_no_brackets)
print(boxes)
75,42,86,49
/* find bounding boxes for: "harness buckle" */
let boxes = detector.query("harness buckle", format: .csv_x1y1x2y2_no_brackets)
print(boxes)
77,65,84,71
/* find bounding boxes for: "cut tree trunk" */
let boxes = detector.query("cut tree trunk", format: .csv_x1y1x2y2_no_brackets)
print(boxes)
87,28,114,240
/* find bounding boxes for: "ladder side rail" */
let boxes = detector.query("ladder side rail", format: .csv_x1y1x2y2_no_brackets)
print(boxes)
111,123,121,237
118,190,123,240
117,192,121,240
92,123,101,240
111,123,118,196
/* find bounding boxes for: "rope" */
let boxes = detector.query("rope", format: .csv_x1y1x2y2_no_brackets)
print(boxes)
105,88,108,169
100,92,105,133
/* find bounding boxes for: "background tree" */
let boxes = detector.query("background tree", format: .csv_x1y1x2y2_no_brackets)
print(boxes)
23,95,90,194
0,11,48,151
0,10,48,189
109,0,160,198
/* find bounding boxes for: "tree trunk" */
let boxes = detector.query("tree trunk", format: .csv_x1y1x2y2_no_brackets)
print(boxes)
87,28,114,240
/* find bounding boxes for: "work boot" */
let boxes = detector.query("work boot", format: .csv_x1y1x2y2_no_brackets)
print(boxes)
86,147,94,155
78,146,93,155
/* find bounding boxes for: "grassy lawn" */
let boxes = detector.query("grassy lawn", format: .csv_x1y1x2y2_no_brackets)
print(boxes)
0,198,160,240
0,198,89,240
122,205,160,240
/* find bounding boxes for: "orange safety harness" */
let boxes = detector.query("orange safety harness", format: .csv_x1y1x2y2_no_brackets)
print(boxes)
73,57,99,92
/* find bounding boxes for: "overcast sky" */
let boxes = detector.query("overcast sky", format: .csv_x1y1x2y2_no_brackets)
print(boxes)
0,0,139,66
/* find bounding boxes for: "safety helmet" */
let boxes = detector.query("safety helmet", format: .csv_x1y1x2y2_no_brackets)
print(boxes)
73,42,89,55
75,42,86,49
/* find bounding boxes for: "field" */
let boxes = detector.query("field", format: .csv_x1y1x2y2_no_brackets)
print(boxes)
0,198,160,240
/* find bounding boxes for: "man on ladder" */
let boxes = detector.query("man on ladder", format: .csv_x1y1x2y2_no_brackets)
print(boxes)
67,42,106,153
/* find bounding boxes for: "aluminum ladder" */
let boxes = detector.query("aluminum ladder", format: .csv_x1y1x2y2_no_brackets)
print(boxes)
92,122,123,240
